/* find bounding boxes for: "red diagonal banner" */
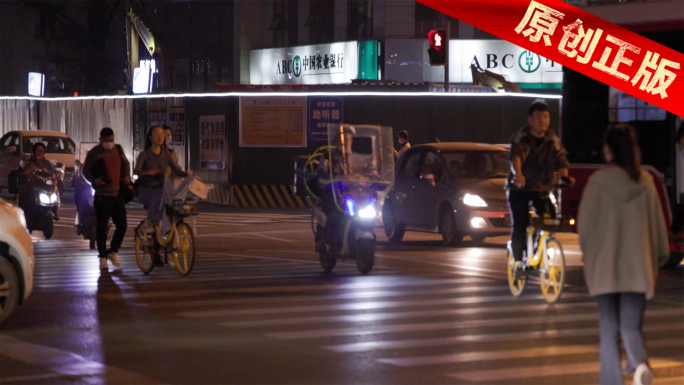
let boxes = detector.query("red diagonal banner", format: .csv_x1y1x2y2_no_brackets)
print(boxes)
416,0,683,117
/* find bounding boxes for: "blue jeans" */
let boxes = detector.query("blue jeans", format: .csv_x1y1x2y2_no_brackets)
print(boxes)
596,292,648,385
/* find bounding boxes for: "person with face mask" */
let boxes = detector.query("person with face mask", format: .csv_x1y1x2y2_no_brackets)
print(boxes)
394,130,411,160
82,127,131,271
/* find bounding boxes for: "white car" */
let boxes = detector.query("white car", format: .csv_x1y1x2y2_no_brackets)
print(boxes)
0,198,34,327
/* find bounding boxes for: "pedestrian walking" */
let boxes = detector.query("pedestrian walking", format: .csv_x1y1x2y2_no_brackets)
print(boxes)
394,130,411,160
578,124,669,385
82,127,132,270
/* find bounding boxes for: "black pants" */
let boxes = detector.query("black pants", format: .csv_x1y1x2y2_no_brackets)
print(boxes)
94,195,127,259
507,190,555,262
320,189,344,252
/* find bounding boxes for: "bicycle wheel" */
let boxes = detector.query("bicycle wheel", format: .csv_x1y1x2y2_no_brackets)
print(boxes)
507,249,526,297
134,222,154,274
540,237,565,303
174,222,195,276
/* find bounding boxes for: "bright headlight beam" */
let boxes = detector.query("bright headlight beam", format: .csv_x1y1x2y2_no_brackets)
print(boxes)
463,193,487,207
39,193,50,204
358,205,377,219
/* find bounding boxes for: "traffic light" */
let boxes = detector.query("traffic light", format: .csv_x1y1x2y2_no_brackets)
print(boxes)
427,29,447,66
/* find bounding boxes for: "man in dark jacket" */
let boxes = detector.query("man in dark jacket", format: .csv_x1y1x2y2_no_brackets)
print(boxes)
507,100,574,277
83,127,132,270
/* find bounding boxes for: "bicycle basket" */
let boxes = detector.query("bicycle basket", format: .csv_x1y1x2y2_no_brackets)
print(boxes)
530,217,576,233
170,199,199,217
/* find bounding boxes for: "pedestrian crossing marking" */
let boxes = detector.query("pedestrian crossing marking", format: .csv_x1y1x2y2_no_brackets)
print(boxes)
446,357,684,382
324,322,684,353
377,339,684,367
264,307,683,340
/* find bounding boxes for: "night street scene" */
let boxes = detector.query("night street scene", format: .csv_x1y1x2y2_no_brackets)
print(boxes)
0,0,683,384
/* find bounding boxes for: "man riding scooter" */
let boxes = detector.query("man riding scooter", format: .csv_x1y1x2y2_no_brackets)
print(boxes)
18,142,61,238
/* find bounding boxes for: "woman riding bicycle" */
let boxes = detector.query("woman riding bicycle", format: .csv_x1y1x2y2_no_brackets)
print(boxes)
135,125,193,265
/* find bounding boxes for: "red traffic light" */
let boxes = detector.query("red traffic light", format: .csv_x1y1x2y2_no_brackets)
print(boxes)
427,29,446,48
427,29,448,66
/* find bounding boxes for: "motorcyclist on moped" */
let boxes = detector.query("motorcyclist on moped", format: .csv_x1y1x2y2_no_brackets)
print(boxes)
19,142,60,220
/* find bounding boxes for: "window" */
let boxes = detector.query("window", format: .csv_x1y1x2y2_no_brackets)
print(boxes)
22,136,76,155
348,0,373,40
308,0,334,44
609,87,666,122
1,134,19,153
400,150,423,178
441,151,509,179
421,151,444,183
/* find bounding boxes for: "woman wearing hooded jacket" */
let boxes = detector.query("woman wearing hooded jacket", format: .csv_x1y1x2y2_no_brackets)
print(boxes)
578,124,669,385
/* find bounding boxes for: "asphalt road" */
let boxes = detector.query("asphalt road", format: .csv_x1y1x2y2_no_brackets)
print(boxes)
1,192,683,384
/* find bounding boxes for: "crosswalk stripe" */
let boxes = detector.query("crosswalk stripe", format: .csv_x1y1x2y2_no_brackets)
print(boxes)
264,308,684,340
445,357,684,382
141,284,513,309
184,292,584,319
324,322,684,353
377,339,684,367
97,277,491,300
219,301,598,328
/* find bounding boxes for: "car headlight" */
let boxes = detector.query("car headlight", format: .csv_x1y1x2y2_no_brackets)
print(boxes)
358,204,377,219
463,193,488,207
50,193,58,203
39,193,51,205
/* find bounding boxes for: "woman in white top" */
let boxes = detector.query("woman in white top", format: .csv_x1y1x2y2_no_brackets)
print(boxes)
578,124,669,385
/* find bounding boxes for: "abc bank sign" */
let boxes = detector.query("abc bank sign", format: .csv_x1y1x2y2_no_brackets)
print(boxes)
442,40,563,85
250,41,359,85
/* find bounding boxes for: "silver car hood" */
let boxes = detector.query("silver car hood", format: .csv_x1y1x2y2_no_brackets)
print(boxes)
454,178,507,199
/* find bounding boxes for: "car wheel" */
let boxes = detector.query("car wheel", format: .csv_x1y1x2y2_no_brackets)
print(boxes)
440,207,463,247
382,202,405,243
0,256,21,327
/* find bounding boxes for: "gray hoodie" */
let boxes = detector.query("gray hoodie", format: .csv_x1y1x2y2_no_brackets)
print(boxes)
578,166,669,299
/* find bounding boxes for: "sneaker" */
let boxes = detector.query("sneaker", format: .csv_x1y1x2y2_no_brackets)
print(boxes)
167,253,175,267
99,258,109,270
633,363,654,385
107,252,122,267
513,261,524,280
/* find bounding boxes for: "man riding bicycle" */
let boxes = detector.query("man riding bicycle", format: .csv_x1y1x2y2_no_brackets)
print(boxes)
507,100,574,277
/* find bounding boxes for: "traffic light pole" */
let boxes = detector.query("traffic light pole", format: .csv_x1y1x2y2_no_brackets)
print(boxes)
444,21,449,93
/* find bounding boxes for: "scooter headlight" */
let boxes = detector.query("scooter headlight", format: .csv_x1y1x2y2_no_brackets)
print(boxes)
50,193,58,203
39,193,51,205
358,204,377,219
91,187,96,197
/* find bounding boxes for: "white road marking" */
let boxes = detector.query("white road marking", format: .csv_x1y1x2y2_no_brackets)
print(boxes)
324,321,684,353
446,358,684,382
264,307,683,340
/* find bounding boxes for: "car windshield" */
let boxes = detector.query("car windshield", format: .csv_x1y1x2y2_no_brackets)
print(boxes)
441,150,509,179
23,136,76,155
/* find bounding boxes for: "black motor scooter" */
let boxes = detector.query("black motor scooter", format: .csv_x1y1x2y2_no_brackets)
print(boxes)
18,165,60,239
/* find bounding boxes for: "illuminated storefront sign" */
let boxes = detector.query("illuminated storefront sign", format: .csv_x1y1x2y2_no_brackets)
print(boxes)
250,41,359,85
385,39,563,88
28,72,45,97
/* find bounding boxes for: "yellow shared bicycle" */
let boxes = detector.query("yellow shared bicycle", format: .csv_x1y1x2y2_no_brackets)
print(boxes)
134,199,197,275
507,177,575,304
